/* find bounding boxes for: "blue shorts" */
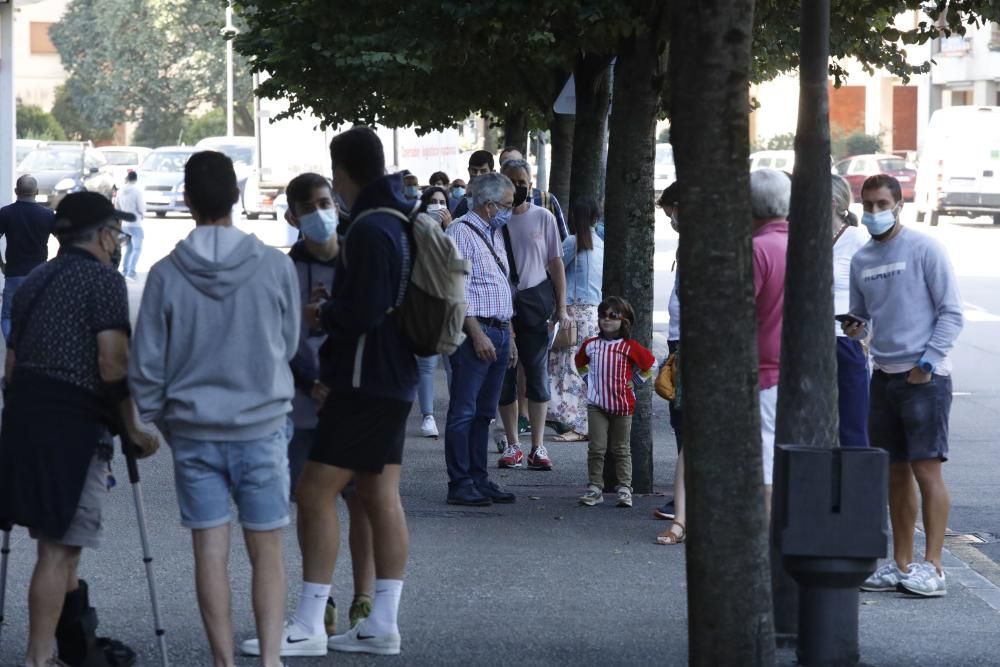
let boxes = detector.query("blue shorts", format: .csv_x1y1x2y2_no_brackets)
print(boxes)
169,424,292,531
869,370,952,464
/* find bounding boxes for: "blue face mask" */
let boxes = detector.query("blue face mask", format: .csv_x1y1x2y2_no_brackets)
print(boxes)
299,207,339,243
405,185,420,198
451,187,466,199
489,204,513,230
861,207,897,236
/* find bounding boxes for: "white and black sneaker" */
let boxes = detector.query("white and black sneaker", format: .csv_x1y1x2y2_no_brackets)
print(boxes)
240,619,327,657
327,619,401,655
616,486,633,508
579,485,604,506
899,562,947,598
860,561,910,592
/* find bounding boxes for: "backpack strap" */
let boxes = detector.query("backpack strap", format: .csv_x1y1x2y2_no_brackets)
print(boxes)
460,221,508,277
347,207,412,310
500,225,520,288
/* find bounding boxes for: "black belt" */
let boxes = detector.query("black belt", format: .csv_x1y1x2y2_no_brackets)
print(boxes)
476,316,510,330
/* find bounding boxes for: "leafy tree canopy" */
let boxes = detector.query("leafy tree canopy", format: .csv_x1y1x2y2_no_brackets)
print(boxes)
234,0,1000,133
49,0,254,144
16,104,66,141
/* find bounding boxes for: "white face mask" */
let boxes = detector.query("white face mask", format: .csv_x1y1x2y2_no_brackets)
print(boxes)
426,203,445,212
299,207,338,243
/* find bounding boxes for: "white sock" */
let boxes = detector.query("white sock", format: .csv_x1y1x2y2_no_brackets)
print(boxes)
365,579,403,636
293,581,331,635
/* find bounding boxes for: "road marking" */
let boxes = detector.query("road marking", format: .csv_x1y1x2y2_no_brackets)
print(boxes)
963,302,1000,323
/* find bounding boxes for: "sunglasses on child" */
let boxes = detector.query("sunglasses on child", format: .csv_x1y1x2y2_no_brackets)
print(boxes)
599,311,623,321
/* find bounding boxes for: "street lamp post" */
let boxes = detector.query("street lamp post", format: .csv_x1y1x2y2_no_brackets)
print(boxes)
224,1,235,137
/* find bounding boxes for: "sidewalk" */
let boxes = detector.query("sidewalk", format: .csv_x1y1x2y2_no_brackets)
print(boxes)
1,372,997,666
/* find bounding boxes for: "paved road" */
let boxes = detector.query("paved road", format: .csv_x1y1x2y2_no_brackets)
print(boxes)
1,209,999,665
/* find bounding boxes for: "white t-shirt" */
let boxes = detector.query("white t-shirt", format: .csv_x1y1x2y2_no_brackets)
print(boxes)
833,225,869,336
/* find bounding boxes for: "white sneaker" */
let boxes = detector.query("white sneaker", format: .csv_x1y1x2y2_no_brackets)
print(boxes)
328,619,401,655
616,486,633,508
860,561,910,592
579,485,604,506
899,561,947,597
240,620,327,657
420,414,439,438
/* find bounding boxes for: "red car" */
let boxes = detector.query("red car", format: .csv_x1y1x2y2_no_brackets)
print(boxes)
835,154,917,202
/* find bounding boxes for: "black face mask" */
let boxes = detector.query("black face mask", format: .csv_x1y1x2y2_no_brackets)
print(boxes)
108,242,122,269
513,185,529,208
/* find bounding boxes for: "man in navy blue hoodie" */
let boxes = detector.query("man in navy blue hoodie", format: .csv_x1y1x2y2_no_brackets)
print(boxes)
248,127,417,658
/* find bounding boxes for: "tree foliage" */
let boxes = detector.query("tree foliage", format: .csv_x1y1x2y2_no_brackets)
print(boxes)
15,104,66,141
49,0,254,144
51,85,115,143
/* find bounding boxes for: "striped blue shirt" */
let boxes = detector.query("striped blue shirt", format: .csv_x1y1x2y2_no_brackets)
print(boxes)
446,212,514,320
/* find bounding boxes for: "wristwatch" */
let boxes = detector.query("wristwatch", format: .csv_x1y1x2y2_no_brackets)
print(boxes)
918,358,935,374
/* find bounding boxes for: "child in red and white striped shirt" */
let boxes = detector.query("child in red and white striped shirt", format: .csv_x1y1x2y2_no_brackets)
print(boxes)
574,296,656,508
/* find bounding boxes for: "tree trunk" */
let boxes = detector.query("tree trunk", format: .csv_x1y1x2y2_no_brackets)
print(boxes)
569,54,611,210
670,0,776,664
483,115,498,154
771,0,838,642
502,110,529,155
549,112,574,206
601,2,667,495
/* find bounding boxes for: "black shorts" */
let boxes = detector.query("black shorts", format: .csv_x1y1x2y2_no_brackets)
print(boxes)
868,370,952,464
500,321,551,404
311,392,412,473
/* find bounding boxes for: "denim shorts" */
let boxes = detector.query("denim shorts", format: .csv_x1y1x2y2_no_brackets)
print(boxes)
169,424,291,531
869,370,952,464
500,320,551,404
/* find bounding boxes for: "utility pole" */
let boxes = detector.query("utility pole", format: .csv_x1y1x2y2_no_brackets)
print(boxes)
1,0,16,207
224,1,235,137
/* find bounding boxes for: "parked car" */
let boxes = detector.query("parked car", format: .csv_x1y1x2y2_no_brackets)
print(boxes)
137,146,198,217
195,135,278,219
835,154,917,202
654,143,676,196
749,150,796,173
15,142,116,208
97,146,152,193
913,105,1000,226
15,139,44,167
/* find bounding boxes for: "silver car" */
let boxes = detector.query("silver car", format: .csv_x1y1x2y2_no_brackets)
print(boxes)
138,146,198,217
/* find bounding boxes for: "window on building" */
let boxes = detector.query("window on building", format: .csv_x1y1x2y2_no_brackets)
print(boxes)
30,22,57,54
990,22,1000,51
950,90,973,106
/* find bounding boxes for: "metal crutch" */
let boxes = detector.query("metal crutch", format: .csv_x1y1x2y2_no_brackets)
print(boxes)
0,527,10,651
120,435,169,667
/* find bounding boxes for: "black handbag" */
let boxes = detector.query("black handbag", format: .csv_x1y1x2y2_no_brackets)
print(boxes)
502,226,555,328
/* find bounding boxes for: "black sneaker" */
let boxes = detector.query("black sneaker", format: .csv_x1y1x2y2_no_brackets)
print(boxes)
476,479,516,504
654,499,675,520
447,485,492,506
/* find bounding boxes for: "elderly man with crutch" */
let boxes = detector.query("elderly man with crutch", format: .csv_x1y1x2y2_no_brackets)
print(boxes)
0,192,159,667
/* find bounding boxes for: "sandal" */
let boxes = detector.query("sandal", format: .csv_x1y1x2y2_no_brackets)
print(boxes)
655,521,686,545
553,430,588,442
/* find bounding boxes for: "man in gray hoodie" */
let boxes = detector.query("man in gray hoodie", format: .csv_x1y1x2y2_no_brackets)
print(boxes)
129,151,300,667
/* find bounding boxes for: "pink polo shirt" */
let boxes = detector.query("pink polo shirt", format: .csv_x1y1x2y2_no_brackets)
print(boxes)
752,219,788,389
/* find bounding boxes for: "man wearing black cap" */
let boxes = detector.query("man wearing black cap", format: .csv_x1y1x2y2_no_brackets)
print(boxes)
0,191,159,667
0,175,57,340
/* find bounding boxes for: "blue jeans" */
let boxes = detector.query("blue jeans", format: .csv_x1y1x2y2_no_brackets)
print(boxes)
444,324,510,489
836,337,869,448
121,223,144,277
1,275,27,341
417,354,438,415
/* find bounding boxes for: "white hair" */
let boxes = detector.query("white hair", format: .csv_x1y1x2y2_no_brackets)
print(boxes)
471,172,514,209
750,168,791,220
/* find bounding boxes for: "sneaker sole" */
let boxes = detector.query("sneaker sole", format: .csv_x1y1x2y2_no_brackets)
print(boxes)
579,497,604,506
421,433,439,438
446,497,492,507
653,509,676,520
328,640,401,656
617,501,633,508
527,464,552,471
859,583,899,592
498,461,523,468
241,644,327,658
899,584,946,598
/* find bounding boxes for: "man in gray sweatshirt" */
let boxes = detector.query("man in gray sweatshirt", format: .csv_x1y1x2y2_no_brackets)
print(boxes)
844,174,963,598
129,151,300,667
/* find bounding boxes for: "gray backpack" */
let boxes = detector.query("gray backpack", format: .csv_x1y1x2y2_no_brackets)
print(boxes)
350,207,470,356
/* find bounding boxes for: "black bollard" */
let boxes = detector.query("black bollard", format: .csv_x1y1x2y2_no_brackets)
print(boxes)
772,445,888,667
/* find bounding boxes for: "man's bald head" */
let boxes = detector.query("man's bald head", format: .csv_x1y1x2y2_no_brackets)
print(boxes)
15,175,38,199
499,147,524,166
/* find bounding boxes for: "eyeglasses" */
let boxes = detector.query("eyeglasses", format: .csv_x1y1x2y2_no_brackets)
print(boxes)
104,225,131,246
599,311,623,321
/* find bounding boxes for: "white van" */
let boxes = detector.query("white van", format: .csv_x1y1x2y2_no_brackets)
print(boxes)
914,106,1000,226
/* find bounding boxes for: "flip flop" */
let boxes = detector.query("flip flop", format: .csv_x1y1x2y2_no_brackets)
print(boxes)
655,521,686,545
553,431,588,442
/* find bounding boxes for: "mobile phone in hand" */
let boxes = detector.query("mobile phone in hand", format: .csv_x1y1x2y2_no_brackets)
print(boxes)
835,313,864,327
